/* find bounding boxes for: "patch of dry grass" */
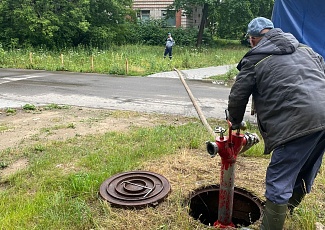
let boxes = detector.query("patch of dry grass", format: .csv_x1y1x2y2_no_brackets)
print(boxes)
94,148,325,230
1,108,324,230
94,149,269,230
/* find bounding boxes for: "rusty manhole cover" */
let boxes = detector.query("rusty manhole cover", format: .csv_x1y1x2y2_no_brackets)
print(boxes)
99,170,171,208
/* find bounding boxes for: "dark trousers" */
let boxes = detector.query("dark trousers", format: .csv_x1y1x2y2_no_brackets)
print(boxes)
265,130,325,204
164,47,172,59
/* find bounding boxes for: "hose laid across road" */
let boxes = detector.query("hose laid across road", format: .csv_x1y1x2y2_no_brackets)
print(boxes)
174,68,215,138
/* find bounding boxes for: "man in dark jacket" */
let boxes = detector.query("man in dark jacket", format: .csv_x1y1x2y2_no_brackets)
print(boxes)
228,17,325,230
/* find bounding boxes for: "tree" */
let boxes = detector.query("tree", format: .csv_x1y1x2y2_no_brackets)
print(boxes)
215,0,273,39
249,0,274,18
215,0,253,39
86,0,135,47
172,0,274,45
0,0,136,49
172,0,218,47
0,0,273,49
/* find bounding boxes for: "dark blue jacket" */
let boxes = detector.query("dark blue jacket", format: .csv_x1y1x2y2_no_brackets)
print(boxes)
228,28,325,154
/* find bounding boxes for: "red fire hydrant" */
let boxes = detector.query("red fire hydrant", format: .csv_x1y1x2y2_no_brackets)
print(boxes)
206,110,259,228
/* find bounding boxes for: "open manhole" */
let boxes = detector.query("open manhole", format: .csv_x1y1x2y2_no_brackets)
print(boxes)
99,170,171,208
189,184,264,228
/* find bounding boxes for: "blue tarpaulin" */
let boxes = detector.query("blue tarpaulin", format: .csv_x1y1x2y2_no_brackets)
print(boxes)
272,0,325,58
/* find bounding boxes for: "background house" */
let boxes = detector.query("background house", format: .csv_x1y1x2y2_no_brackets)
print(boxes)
132,0,202,28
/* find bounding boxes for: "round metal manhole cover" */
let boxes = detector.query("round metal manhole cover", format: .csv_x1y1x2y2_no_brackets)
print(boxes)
99,170,171,208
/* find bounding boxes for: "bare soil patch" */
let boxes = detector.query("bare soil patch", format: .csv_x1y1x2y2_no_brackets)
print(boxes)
0,106,268,198
0,106,194,178
0,106,194,151
1,106,324,229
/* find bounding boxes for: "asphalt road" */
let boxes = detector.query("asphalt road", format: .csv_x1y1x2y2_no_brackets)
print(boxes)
0,68,254,120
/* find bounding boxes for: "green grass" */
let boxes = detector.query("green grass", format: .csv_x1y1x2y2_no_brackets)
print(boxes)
0,114,324,229
209,65,239,82
0,43,324,229
43,103,70,110
0,123,10,132
22,104,36,111
0,121,211,229
40,123,76,135
0,161,8,169
0,44,249,76
5,108,17,115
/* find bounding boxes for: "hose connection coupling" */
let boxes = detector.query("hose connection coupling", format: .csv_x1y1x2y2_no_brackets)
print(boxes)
240,132,260,153
206,126,226,158
206,141,219,158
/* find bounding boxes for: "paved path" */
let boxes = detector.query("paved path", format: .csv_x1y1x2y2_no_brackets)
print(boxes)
0,66,254,122
147,65,236,80
147,65,256,123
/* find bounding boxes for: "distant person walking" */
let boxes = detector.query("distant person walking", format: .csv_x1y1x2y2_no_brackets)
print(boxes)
164,32,175,60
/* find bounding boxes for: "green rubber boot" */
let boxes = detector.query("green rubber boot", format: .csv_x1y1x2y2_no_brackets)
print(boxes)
288,191,305,215
260,199,287,230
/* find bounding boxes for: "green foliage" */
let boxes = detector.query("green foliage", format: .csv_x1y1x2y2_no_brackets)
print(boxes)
213,0,274,39
286,201,319,230
23,104,36,111
0,0,135,49
225,66,239,79
44,104,69,110
0,43,5,60
125,19,211,47
5,108,16,115
0,44,249,76
136,20,166,45
0,0,274,49
171,0,274,44
0,161,9,169
67,123,76,129
215,0,254,39
209,66,239,82
249,0,274,17
33,144,46,152
0,123,10,132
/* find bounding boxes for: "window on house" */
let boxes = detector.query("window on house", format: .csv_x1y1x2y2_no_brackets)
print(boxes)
138,10,150,21
162,10,176,27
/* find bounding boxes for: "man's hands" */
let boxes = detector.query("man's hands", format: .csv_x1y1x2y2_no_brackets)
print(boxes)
231,121,246,130
225,109,246,130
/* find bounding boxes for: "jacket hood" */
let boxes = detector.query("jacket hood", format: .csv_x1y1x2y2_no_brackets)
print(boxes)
249,28,299,56
237,28,299,70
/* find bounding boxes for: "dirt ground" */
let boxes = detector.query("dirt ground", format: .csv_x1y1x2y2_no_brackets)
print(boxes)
0,105,269,199
0,106,195,179
0,105,268,228
0,105,266,199
1,106,324,229
0,106,182,150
